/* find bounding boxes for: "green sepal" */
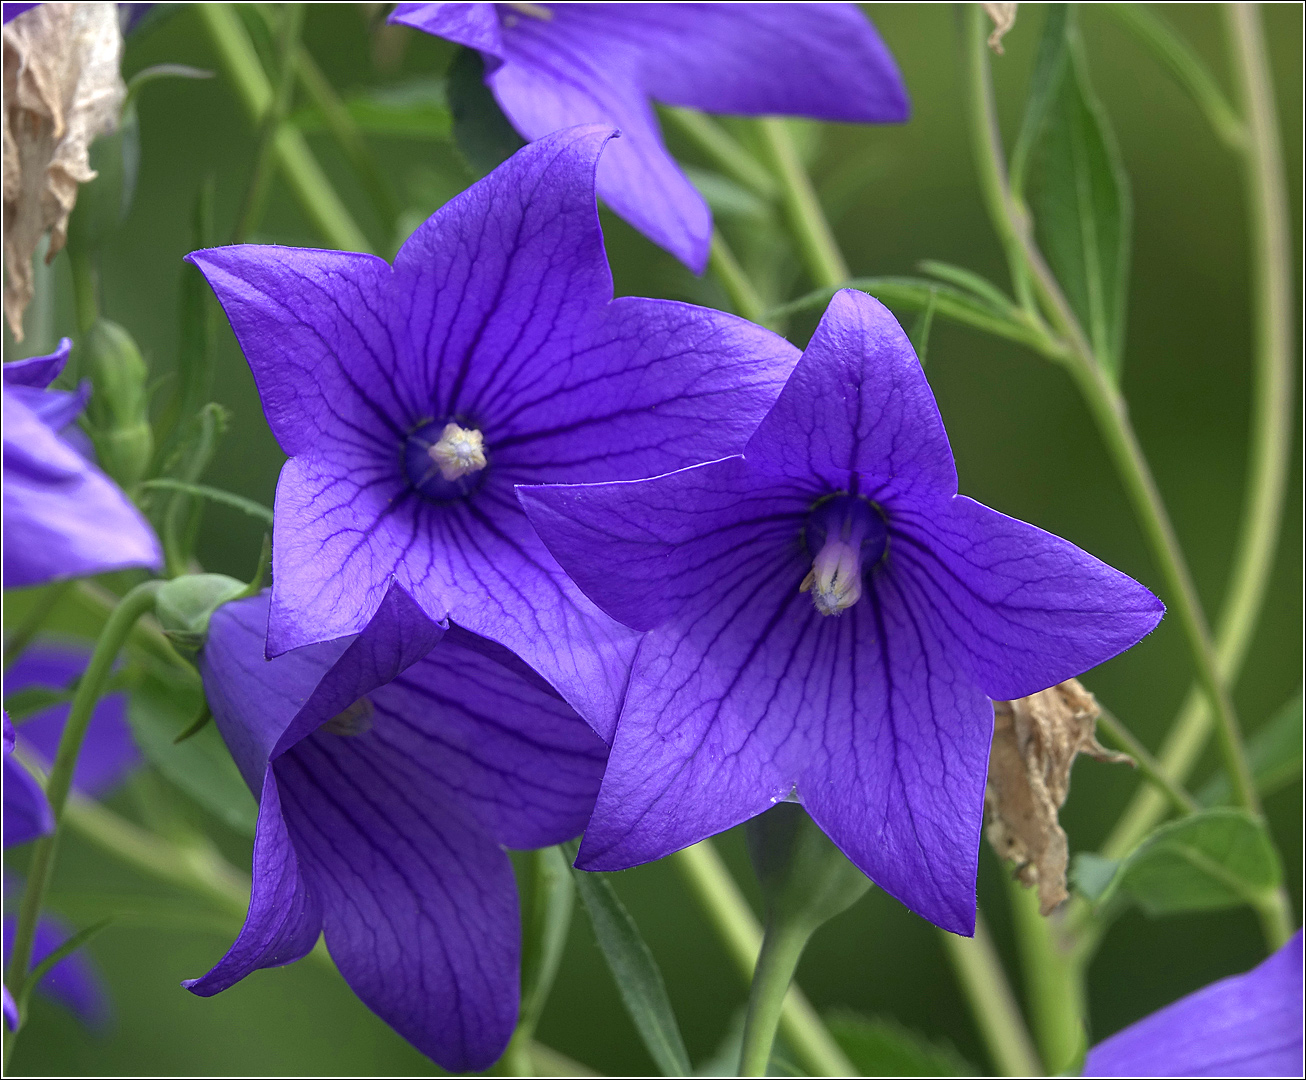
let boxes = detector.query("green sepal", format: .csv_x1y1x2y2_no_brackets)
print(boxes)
154,573,246,656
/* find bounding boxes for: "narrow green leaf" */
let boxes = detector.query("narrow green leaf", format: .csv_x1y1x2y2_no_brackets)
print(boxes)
684,166,771,222
1112,808,1282,915
3,685,73,722
917,260,1019,314
1200,693,1303,806
291,77,452,140
13,916,115,1024
826,1010,974,1076
569,857,691,1076
140,478,273,526
127,677,258,837
447,47,524,178
1014,6,1132,377
517,846,575,1036
910,288,938,367
1069,852,1122,903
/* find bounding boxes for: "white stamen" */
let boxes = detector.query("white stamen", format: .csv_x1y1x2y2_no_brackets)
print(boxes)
428,422,487,482
322,697,375,737
800,538,864,616
506,2,553,20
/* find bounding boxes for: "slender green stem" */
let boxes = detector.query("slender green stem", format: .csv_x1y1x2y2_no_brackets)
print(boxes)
709,231,768,324
963,3,1258,816
529,1041,599,1077
67,249,99,338
757,118,849,289
233,3,305,242
73,581,200,684
1103,0,1297,861
1094,708,1201,816
739,919,813,1076
1006,880,1085,1075
196,3,371,252
662,107,777,199
671,841,856,1077
4,581,161,1043
936,919,1043,1077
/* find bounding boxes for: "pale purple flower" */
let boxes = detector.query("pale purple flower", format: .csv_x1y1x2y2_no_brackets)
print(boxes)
189,585,607,1070
3,338,163,587
520,289,1164,934
1084,931,1303,1077
188,125,798,739
390,2,909,271
1,4,40,24
3,898,110,1030
3,711,51,848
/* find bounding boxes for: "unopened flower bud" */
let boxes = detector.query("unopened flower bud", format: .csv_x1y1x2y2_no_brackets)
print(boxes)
83,317,152,488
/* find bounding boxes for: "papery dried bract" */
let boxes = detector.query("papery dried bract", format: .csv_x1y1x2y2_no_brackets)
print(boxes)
2,1,124,338
985,678,1130,914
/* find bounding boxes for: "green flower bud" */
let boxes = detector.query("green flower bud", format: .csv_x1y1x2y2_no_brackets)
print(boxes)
83,317,153,489
155,573,246,656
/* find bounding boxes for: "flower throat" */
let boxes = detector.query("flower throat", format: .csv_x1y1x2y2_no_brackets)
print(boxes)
403,420,488,501
801,494,887,616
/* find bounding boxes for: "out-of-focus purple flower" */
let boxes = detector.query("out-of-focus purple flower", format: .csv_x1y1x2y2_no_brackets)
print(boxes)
188,125,797,740
6,643,141,797
390,2,908,271
3,896,110,1030
3,338,163,587
1084,931,1303,1077
521,289,1163,934
1,4,40,25
189,588,607,1070
3,711,52,848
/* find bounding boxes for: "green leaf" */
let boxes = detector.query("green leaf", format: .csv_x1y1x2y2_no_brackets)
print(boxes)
826,1011,974,1076
517,846,575,1036
13,916,115,1026
1012,5,1131,377
1069,852,1122,903
1111,808,1282,916
1200,693,1303,806
139,479,273,526
291,77,452,140
910,288,938,367
126,676,257,837
684,166,771,222
447,47,524,178
917,260,1019,314
568,854,691,1076
768,278,1054,354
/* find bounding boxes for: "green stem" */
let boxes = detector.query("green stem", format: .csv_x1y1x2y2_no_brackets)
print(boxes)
196,3,371,252
1006,880,1085,1075
1094,708,1201,816
936,919,1043,1077
738,918,813,1076
963,3,1259,816
73,581,200,685
4,581,161,1043
757,118,849,289
68,249,99,338
671,842,856,1077
232,3,305,242
1102,0,1296,860
709,231,768,323
662,107,777,199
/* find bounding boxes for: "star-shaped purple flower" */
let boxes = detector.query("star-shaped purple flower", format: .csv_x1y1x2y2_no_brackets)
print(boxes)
389,2,909,271
3,338,163,587
188,125,798,739
190,584,607,1070
1084,930,1303,1077
520,289,1164,934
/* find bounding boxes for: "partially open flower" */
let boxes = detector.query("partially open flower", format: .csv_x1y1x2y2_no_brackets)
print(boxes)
2,2,124,338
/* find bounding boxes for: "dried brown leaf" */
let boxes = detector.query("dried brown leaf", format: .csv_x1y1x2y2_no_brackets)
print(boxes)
982,3,1019,54
3,2,124,339
984,678,1131,914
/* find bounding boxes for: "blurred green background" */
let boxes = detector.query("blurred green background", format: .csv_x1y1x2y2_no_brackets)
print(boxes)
4,3,1301,1075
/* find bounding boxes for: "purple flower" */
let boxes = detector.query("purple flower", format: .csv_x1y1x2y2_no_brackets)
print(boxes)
390,2,908,272
3,338,162,587
3,711,52,848
520,289,1164,934
6,644,141,798
189,586,607,1070
1,4,40,24
188,125,798,739
3,896,110,1030
1084,931,1303,1077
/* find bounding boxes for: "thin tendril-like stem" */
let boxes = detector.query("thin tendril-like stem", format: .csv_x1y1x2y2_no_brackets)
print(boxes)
709,230,768,324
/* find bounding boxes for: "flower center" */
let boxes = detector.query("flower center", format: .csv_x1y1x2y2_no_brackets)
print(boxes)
800,495,887,616
403,420,488,502
322,697,374,737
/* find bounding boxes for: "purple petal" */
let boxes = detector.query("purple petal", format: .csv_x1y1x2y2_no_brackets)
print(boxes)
390,2,502,56
184,771,323,995
889,495,1164,700
5,380,92,435
746,289,958,502
1084,931,1303,1077
4,712,53,848
3,986,16,1031
2,389,163,587
184,246,402,458
3,910,109,1028
2,338,71,388
7,645,141,798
